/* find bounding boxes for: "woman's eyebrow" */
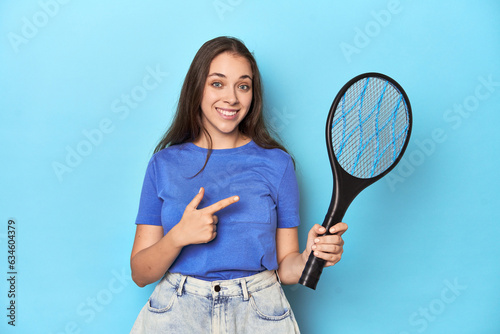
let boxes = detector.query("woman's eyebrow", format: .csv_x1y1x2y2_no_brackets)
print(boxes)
208,72,253,80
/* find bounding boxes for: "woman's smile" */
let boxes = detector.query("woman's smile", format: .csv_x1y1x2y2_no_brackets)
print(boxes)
216,107,239,119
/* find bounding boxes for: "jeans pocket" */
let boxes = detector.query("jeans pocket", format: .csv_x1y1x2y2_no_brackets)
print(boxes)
147,277,177,314
249,282,291,321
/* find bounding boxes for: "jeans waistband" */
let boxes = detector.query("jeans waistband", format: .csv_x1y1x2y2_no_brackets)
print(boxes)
164,270,279,301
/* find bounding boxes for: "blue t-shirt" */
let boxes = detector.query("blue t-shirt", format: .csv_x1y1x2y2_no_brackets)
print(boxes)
135,140,300,281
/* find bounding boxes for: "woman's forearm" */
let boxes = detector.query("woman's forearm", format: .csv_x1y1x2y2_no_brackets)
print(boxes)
130,226,183,287
277,251,307,285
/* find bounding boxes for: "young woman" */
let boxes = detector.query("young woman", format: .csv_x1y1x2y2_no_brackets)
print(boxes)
130,36,348,333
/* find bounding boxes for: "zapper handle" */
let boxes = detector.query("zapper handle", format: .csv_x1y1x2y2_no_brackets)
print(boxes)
299,252,326,290
299,209,344,290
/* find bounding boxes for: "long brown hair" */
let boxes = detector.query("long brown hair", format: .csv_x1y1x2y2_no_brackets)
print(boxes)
154,36,291,169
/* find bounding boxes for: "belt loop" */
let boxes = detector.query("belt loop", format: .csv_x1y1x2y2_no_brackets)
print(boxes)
241,279,249,301
177,275,187,296
275,270,282,284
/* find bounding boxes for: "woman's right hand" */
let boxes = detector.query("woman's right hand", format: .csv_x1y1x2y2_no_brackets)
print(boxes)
173,187,239,246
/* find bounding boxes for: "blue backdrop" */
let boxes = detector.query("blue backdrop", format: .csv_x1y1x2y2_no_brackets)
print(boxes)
1,1,499,333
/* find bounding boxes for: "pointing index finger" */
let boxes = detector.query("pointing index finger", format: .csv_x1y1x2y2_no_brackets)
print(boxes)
186,187,205,210
203,195,240,214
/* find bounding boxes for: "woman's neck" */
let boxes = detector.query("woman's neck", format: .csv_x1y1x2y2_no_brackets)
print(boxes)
193,131,250,149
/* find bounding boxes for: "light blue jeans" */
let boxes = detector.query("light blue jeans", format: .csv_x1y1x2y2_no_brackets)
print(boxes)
130,270,300,333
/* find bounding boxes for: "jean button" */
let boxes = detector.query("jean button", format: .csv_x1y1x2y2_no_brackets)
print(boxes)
214,285,221,292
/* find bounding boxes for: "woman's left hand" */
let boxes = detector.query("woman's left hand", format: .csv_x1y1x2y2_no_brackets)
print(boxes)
302,223,348,267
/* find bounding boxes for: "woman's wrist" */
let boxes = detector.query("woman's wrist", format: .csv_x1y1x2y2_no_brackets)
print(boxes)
163,224,186,250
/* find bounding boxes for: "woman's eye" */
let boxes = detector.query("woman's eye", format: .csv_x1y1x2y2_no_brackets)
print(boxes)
211,82,222,88
239,84,251,90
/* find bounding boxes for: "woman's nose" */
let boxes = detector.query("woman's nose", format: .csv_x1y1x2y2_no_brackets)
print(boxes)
223,88,239,104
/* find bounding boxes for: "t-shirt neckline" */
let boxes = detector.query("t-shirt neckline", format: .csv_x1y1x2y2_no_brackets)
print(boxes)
185,140,255,155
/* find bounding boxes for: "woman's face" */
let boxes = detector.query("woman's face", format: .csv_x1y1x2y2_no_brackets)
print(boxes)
200,52,253,140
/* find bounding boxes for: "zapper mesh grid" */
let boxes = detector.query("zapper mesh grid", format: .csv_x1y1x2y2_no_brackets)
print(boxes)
332,77,410,179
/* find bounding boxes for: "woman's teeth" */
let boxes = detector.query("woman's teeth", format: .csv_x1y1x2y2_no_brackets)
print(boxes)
217,108,237,116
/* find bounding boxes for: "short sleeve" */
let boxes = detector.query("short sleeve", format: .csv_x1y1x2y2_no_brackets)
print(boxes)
135,156,163,225
276,157,300,228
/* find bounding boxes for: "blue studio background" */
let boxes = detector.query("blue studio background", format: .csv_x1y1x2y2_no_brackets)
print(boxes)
1,1,499,333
